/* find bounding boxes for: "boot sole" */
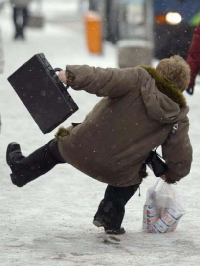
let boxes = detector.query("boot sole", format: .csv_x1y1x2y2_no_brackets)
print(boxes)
93,220,104,228
93,219,126,235
6,143,25,187
6,142,21,165
10,173,24,187
105,227,126,235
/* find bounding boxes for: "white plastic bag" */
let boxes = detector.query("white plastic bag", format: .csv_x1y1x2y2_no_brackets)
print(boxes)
143,178,186,233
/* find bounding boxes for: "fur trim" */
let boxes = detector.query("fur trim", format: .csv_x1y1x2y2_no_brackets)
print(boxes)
140,66,187,108
55,126,70,141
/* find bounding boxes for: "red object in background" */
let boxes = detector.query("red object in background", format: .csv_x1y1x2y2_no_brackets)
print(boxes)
84,11,102,55
186,23,200,88
155,14,166,24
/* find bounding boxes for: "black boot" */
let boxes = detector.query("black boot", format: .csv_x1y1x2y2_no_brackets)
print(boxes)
93,184,139,234
93,200,126,235
6,140,65,187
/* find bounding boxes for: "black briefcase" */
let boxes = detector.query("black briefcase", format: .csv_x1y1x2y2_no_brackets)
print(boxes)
7,53,79,134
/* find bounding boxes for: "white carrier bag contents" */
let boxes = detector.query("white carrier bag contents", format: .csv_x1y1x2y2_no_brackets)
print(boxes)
143,178,186,233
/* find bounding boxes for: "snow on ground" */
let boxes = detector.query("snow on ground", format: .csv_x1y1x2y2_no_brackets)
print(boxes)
0,1,200,266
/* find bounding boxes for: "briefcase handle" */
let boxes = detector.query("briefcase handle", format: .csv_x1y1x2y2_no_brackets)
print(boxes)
54,68,62,72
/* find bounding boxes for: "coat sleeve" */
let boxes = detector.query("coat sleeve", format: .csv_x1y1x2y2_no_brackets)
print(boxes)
161,117,193,183
186,23,200,88
65,65,140,98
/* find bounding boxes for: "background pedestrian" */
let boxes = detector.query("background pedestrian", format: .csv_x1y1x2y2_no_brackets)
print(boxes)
10,0,32,40
186,23,200,95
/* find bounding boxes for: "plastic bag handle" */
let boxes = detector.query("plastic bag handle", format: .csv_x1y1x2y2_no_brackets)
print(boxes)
153,178,165,191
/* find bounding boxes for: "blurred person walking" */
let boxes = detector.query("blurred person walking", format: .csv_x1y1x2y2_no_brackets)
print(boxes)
6,55,192,234
186,23,200,95
10,0,32,40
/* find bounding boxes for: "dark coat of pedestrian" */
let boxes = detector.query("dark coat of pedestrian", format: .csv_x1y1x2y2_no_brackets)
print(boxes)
186,23,200,94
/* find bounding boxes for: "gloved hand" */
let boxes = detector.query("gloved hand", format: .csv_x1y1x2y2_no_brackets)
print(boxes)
160,175,177,184
186,87,194,95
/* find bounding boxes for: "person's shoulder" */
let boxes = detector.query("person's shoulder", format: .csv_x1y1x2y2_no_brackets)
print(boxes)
134,66,153,80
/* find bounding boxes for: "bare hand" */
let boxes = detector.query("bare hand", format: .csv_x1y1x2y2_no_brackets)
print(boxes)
58,70,68,85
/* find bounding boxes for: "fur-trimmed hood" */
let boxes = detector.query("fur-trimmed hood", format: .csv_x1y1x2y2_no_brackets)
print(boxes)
139,66,189,123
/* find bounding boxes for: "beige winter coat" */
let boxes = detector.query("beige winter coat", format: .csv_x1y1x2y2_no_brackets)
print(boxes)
57,65,193,187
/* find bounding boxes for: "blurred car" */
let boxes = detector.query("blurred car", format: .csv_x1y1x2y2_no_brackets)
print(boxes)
153,0,200,59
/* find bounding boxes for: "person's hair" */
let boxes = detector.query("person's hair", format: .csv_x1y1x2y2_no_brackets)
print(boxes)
156,55,191,91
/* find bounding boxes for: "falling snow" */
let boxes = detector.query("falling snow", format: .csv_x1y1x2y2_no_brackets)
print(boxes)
0,1,200,266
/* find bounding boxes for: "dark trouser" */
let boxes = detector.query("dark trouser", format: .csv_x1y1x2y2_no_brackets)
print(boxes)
13,6,29,37
7,140,65,187
94,184,139,230
7,139,139,230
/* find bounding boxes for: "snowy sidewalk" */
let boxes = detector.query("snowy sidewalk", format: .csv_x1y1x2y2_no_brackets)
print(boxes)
0,3,200,266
